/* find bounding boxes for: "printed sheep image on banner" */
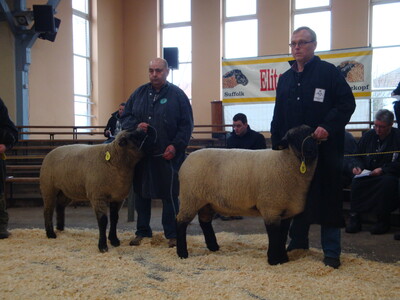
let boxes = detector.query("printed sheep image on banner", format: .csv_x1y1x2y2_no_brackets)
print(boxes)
176,125,319,265
223,69,249,89
336,60,364,82
40,129,152,252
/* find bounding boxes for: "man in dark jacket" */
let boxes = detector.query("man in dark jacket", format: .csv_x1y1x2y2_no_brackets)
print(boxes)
270,27,356,268
0,98,18,239
346,109,400,236
104,102,125,143
121,58,193,248
227,113,267,150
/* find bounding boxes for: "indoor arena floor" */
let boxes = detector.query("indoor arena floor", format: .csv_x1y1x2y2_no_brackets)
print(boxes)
6,202,400,264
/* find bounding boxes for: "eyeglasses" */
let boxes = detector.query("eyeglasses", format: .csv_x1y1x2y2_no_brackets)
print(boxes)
289,40,315,48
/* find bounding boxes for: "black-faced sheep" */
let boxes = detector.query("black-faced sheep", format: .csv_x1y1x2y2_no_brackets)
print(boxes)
222,69,249,88
176,125,319,265
40,129,148,252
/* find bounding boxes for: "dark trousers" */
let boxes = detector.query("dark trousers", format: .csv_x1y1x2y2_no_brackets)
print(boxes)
351,174,399,215
287,213,341,259
0,160,8,230
134,192,179,239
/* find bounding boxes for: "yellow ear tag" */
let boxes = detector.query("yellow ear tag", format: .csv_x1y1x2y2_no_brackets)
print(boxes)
105,151,111,161
0,153,6,160
300,160,307,174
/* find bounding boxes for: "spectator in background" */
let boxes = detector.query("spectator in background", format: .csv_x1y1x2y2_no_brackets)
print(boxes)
392,82,400,124
104,102,125,143
217,113,267,221
121,58,193,248
227,113,267,150
0,98,18,239
346,109,400,235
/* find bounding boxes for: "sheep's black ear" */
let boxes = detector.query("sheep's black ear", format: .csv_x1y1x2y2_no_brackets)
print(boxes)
273,138,288,150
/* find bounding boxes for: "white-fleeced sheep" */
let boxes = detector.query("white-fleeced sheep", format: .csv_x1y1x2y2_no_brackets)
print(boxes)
40,129,148,252
176,125,319,265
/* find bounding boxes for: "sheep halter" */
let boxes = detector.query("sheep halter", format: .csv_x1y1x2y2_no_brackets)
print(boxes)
300,135,313,174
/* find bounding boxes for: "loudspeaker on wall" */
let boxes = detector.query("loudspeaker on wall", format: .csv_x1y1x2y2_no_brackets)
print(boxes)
33,5,55,33
163,47,179,70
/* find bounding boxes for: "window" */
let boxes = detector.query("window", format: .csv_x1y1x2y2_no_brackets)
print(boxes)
292,0,331,51
162,0,192,99
72,0,91,128
371,0,400,124
224,0,257,59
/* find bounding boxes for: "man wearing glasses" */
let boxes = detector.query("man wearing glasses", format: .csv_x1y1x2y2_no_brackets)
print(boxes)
346,109,400,238
271,27,355,268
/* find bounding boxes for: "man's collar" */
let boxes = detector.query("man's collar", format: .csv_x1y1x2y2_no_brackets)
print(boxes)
290,55,316,72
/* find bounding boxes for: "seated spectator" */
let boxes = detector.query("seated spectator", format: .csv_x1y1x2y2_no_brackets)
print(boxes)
227,113,267,150
217,113,267,221
346,109,400,235
104,102,125,144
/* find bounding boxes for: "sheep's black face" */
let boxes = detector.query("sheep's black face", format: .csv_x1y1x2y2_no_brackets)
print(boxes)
285,125,318,161
117,129,147,149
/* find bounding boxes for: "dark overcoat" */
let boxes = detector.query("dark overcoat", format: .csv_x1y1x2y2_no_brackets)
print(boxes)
271,56,356,227
121,82,193,199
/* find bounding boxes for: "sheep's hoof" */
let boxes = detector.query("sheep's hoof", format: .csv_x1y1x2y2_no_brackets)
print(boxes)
46,230,57,239
109,237,120,247
177,248,188,259
98,246,109,253
207,243,219,252
268,255,289,266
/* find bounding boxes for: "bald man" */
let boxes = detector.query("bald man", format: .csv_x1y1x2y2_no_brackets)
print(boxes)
121,58,193,248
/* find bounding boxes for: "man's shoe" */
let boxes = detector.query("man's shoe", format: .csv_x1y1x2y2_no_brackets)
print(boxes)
370,221,390,235
394,232,400,240
168,238,177,248
0,230,10,239
323,257,341,269
231,216,243,220
345,213,362,233
219,215,233,221
129,235,144,246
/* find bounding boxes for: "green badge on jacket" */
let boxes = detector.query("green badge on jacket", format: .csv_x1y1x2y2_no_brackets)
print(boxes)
160,98,168,104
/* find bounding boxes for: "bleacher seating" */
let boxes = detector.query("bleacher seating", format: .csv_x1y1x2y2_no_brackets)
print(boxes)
4,123,377,208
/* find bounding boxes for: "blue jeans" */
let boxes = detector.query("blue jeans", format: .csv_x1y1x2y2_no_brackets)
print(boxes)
134,192,179,239
287,213,341,258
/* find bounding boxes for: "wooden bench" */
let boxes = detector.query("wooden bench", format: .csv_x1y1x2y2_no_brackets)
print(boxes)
6,155,46,160
5,176,41,202
6,165,42,171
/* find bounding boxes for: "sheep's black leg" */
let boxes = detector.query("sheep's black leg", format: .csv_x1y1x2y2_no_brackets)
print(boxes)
97,214,108,252
265,218,291,265
176,220,189,258
199,220,219,252
43,197,56,239
56,203,65,231
108,202,121,247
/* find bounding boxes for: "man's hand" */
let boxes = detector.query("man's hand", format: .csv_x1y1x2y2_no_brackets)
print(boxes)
312,126,329,141
0,144,6,154
352,167,362,175
137,122,149,133
370,168,383,176
163,145,176,160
